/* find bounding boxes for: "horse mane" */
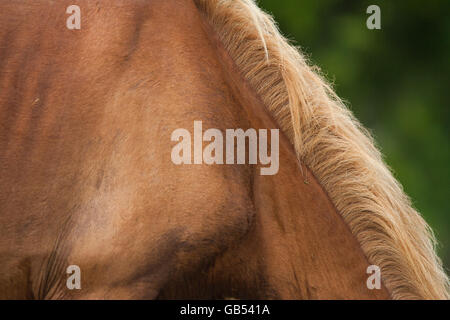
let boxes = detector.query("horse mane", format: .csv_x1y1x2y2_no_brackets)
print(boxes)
194,0,449,299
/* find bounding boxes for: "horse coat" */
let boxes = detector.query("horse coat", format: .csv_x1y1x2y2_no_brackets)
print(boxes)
0,0,448,300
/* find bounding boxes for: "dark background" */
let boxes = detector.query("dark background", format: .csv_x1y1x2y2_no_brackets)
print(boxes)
258,0,449,271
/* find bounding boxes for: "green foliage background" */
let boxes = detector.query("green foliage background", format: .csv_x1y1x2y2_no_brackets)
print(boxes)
258,0,449,270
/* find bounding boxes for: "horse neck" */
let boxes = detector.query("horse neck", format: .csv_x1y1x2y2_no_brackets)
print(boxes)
198,19,392,300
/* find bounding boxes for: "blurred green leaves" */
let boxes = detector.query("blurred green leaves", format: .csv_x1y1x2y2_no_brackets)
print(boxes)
258,0,450,270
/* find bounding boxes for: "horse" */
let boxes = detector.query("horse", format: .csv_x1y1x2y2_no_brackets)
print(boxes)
0,0,448,299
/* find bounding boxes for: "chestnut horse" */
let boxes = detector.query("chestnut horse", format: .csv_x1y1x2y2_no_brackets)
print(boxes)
0,0,448,299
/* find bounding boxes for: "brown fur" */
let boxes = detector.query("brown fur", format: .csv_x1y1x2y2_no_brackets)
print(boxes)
195,0,449,299
0,0,446,300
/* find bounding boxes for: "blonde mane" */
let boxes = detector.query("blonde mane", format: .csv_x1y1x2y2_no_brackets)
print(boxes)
194,0,449,299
